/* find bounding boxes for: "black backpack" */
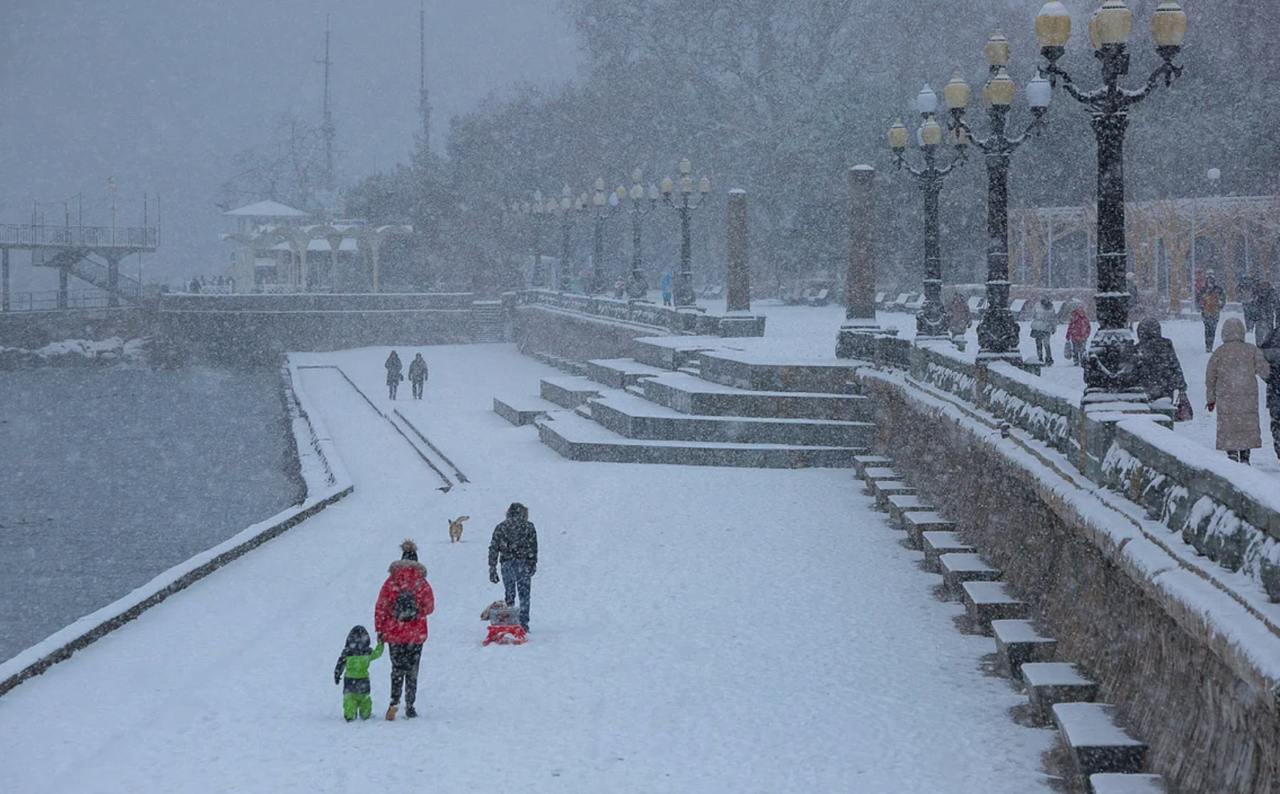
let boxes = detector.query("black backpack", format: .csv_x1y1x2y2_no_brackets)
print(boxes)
394,589,418,622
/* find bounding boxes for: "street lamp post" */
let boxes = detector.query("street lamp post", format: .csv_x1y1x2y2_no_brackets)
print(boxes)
889,86,967,339
660,158,712,308
944,34,1053,362
1036,0,1186,396
580,178,624,295
625,168,661,300
552,185,579,293
523,191,546,288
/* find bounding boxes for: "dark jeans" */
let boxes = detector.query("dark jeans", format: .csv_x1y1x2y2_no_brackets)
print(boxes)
388,643,422,706
1032,331,1053,365
1203,314,1219,351
1227,449,1252,464
1269,386,1280,458
411,379,424,399
388,382,399,400
502,559,533,629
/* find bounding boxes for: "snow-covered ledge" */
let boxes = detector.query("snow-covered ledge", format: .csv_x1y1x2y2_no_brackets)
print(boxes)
0,359,354,697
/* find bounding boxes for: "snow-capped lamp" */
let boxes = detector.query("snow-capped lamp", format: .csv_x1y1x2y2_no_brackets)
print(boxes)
888,119,909,153
915,83,939,117
1026,71,1053,120
985,32,1011,73
1035,2,1071,72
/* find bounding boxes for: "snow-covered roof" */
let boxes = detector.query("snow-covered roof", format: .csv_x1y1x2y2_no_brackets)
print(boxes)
224,200,310,218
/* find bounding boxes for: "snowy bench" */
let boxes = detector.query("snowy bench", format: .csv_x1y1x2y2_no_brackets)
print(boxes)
940,553,1002,594
492,396,551,426
852,454,893,477
885,493,931,524
1021,662,1098,724
992,619,1057,678
1053,703,1148,779
922,531,973,572
902,512,956,549
1088,773,1168,793
961,581,1028,632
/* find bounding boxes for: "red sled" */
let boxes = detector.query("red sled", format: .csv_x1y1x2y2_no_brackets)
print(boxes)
483,625,527,646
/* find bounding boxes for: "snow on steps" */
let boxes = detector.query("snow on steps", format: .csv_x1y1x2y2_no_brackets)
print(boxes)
961,581,1028,631
1088,773,1168,793
851,454,892,477
885,493,930,523
923,532,974,572
492,394,556,426
1021,662,1099,724
902,512,956,549
991,619,1057,677
870,481,916,510
1053,703,1149,779
534,409,861,468
639,372,872,422
940,553,1002,594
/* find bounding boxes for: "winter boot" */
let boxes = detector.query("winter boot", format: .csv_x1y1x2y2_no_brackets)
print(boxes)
405,706,418,719
385,703,398,721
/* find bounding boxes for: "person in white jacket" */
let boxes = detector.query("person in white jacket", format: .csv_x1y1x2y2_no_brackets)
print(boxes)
1029,297,1057,365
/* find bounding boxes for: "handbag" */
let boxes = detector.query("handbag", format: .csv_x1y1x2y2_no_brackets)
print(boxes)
1174,391,1194,422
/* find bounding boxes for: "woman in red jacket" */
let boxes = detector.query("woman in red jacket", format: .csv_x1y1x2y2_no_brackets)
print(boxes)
374,539,435,720
1066,304,1092,368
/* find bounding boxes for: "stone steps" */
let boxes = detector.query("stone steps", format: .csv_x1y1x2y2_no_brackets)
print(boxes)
903,512,956,549
940,553,1002,594
535,410,862,468
851,455,892,477
869,480,916,509
1053,703,1149,780
585,358,670,389
492,395,555,426
922,531,973,572
991,619,1057,677
885,493,929,523
539,376,602,409
630,336,722,370
1021,662,1099,724
693,349,860,394
640,372,872,422
961,581,1028,632
1088,773,1168,793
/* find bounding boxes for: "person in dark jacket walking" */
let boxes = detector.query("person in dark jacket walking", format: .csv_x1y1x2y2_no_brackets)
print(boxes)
1252,281,1277,346
1134,318,1187,407
488,502,538,630
407,353,428,400
373,540,434,720
1197,272,1226,353
385,350,403,400
1260,326,1280,458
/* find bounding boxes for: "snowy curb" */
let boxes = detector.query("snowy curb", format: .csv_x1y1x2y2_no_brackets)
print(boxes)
0,360,354,698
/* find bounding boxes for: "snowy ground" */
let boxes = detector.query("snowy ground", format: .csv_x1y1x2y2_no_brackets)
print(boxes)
0,366,299,662
0,344,1054,793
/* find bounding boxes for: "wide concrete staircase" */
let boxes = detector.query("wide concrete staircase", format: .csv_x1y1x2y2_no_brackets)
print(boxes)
494,337,873,468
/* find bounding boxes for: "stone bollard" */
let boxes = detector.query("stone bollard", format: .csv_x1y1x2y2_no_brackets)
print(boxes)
837,164,890,358
726,189,751,313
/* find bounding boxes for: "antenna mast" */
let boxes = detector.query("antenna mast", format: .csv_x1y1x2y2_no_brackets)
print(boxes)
320,15,336,191
419,1,431,147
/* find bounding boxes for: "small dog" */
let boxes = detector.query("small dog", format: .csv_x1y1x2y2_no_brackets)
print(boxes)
447,515,470,543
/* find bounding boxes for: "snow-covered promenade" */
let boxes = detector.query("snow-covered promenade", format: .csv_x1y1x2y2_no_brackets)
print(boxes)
0,343,1053,792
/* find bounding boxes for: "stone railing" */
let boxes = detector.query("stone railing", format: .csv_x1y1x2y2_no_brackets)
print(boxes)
518,289,765,337
863,336,1278,601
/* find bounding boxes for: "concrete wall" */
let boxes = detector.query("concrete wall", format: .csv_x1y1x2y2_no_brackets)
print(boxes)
514,304,664,362
857,371,1280,793
0,307,147,348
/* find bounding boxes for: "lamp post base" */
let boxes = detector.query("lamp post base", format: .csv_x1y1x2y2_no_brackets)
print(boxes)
976,308,1021,361
1081,327,1148,411
836,322,886,360
673,273,696,308
916,303,950,339
627,273,648,300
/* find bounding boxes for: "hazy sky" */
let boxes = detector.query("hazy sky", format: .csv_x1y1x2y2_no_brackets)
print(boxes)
0,0,579,290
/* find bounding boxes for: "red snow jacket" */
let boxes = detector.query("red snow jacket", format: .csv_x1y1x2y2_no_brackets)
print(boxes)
374,560,435,645
1066,308,1092,343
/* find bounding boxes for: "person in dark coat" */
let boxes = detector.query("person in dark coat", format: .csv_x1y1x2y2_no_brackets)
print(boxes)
1260,325,1280,458
1197,272,1226,353
1134,318,1187,408
407,353,428,400
488,502,538,631
1252,281,1277,346
385,350,403,400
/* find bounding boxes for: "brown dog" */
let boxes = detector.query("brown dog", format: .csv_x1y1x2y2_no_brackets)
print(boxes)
448,515,470,543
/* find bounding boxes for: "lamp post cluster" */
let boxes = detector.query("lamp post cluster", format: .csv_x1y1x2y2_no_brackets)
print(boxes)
514,158,711,305
1036,0,1187,397
885,0,1186,392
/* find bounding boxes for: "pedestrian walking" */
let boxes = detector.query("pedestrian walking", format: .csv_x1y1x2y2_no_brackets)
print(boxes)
1030,297,1057,366
1252,280,1277,346
408,353,428,400
1261,326,1280,457
333,626,384,721
1206,317,1270,464
385,350,403,400
488,502,538,631
1135,318,1187,410
1197,272,1226,353
947,294,971,345
660,272,673,306
1065,304,1092,367
374,540,435,720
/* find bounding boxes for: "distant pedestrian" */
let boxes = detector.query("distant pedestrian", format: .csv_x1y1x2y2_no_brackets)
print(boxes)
1030,297,1057,366
1065,304,1092,367
189,278,201,294
1262,326,1280,457
1135,318,1187,410
1252,280,1277,346
947,294,971,344
408,353,428,400
660,272,673,306
374,540,434,720
333,625,384,722
1241,276,1259,333
1206,317,1270,464
385,350,403,400
488,502,538,631
1197,272,1226,353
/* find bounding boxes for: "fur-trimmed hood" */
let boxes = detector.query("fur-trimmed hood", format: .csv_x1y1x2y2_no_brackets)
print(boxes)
388,559,426,576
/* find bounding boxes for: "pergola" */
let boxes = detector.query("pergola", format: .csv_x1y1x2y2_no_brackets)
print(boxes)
224,220,413,293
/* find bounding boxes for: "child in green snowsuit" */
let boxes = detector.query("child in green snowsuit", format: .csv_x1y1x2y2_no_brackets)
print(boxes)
334,625,384,721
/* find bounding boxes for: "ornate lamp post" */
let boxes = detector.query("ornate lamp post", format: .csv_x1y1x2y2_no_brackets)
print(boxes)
660,158,712,308
888,85,967,338
551,185,580,293
520,191,547,288
1036,0,1186,396
578,178,624,295
625,168,661,300
944,34,1053,362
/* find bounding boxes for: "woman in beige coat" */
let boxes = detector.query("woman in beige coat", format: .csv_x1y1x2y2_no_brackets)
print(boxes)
1206,317,1271,463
